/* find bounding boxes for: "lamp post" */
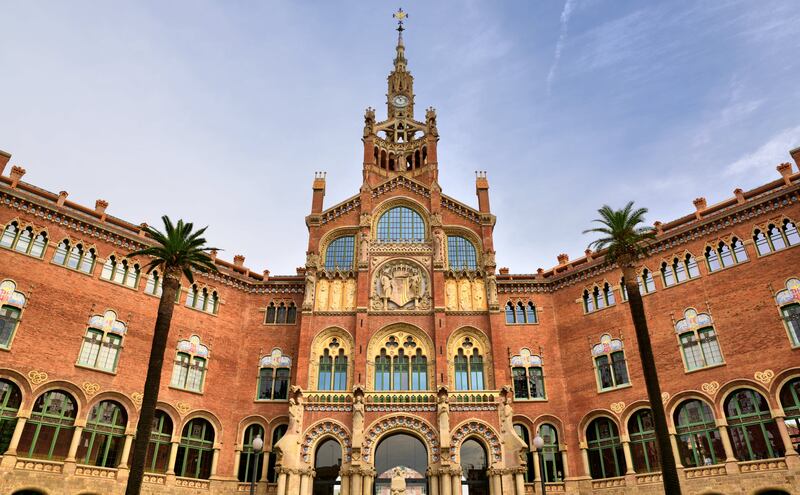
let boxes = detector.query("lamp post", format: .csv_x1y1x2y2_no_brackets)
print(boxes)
250,433,264,495
532,435,546,495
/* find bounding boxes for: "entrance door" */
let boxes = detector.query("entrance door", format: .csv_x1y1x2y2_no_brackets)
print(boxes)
374,433,428,495
460,439,489,495
313,438,342,495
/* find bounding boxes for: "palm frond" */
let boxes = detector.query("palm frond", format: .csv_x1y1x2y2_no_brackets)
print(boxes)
584,201,654,264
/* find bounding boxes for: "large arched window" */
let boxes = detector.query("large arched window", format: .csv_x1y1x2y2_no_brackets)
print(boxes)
674,309,723,371
705,238,748,272
145,410,173,473
266,424,287,482
313,438,342,495
77,400,127,467
513,424,535,482
19,390,77,460
539,423,564,482
315,336,349,391
724,389,784,460
453,338,484,391
0,379,22,454
100,255,140,288
238,424,265,483
674,399,725,467
170,336,209,393
510,349,545,400
52,240,96,273
0,221,47,258
376,206,425,243
779,378,800,452
324,236,355,271
186,285,219,315
375,434,428,495
586,417,625,479
257,350,291,401
460,438,489,495
77,310,127,373
628,409,659,473
175,418,215,479
583,283,615,313
0,280,26,350
776,278,800,346
591,335,629,391
754,220,800,255
447,236,477,270
661,253,700,287
373,335,428,391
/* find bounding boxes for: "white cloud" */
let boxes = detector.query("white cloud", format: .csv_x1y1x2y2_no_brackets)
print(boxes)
546,0,577,94
724,125,800,176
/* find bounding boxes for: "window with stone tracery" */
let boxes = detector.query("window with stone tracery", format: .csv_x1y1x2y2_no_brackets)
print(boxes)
0,220,48,258
505,301,537,324
705,237,748,272
754,219,800,256
447,235,477,270
583,283,615,313
591,334,629,391
0,279,26,350
324,235,355,271
775,278,800,347
186,284,219,315
100,255,141,288
317,338,348,391
257,349,291,401
453,337,484,390
265,301,297,324
52,240,96,274
510,348,545,400
77,310,127,373
170,335,209,393
376,206,425,243
660,253,701,287
373,335,428,391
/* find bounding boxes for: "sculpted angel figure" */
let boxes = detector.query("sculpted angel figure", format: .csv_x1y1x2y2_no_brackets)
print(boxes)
391,466,407,495
437,394,451,442
288,395,303,435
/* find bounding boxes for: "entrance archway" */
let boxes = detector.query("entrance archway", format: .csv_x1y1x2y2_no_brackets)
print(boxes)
460,439,489,495
375,433,428,495
313,438,342,495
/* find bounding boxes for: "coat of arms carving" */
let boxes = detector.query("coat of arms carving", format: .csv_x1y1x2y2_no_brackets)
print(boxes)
371,261,431,311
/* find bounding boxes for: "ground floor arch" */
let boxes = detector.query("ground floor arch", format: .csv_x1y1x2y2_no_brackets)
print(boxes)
374,433,428,495
460,438,490,495
313,437,343,495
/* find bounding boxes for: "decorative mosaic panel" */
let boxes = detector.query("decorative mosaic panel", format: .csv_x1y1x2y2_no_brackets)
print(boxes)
591,334,623,357
301,421,352,463
88,310,127,335
674,308,713,333
0,280,26,307
259,348,291,367
177,335,209,358
363,416,439,463
776,278,800,305
510,348,542,366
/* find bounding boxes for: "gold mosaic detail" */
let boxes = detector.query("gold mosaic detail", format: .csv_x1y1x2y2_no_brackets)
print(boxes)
610,401,625,414
175,401,192,416
754,369,774,384
27,370,48,385
701,381,720,396
131,392,143,409
82,382,101,396
661,392,670,402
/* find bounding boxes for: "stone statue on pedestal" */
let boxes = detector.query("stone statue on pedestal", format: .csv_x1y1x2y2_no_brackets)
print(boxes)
390,467,407,495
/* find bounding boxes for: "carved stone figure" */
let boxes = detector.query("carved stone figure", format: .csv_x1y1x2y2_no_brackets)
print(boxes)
437,394,451,445
409,272,421,301
360,212,372,227
364,107,376,137
344,279,356,309
288,395,303,436
305,253,320,270
445,280,457,310
458,279,471,311
373,261,430,311
433,229,445,263
352,393,365,445
360,232,369,262
390,467,407,495
330,280,342,311
303,276,316,308
316,279,329,311
472,279,485,310
487,276,499,307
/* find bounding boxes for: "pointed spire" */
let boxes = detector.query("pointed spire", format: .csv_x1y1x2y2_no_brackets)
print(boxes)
393,8,408,71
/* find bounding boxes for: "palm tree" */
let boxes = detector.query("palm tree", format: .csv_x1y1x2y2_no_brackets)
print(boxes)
584,202,681,494
124,216,218,495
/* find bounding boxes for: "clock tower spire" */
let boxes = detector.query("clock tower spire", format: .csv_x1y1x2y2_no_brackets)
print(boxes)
388,8,414,119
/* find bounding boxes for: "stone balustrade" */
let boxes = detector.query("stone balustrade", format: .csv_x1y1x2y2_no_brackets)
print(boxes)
142,472,167,485
590,476,626,489
737,457,788,473
635,472,662,484
75,464,117,479
684,464,727,479
14,458,63,474
176,476,211,489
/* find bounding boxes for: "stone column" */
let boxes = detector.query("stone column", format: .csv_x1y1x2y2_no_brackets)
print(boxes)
363,470,374,495
3,416,27,455
514,471,525,495
277,470,288,495
490,472,502,495
560,450,570,478
716,424,739,475
774,416,799,467
621,441,635,475
166,441,179,475
580,448,591,477
299,471,311,495
340,470,351,495
65,425,84,462
233,449,242,479
428,469,439,495
351,470,363,495
450,468,461,495
669,434,684,469
210,447,220,477
119,434,134,469
532,451,541,483
440,471,452,495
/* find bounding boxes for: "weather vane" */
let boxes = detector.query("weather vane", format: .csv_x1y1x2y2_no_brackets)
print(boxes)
393,7,407,32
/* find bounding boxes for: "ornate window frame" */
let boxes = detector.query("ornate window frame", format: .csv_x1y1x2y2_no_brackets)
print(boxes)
703,235,749,273
510,348,546,401
447,327,492,391
76,309,128,374
256,348,292,401
371,197,430,244
673,308,725,372
775,277,800,347
753,216,800,256
309,328,354,392
186,284,220,315
170,335,210,394
366,324,433,391
264,300,298,324
99,253,141,290
504,299,538,324
582,281,616,314
591,334,631,393
660,251,701,288
0,279,27,350
0,218,48,259
51,238,97,275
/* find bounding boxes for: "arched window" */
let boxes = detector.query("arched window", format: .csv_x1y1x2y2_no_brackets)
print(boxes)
375,434,428,495
77,310,127,373
0,280,26,349
52,241,96,273
186,285,219,314
376,206,425,243
779,378,800,452
460,438,489,495
313,438,342,495
175,418,215,479
238,424,265,483
510,349,545,400
266,424,287,482
145,410,173,473
77,400,127,467
754,220,799,256
661,254,700,287
316,337,348,391
144,271,181,301
170,336,209,393
640,268,656,294
0,222,47,258
19,390,77,460
591,335,629,391
100,255,140,288
583,284,615,313
265,301,296,324
505,301,537,324
505,302,514,324
628,409,659,473
287,303,297,324
454,338,484,391
0,379,22,454
515,302,525,322
318,349,333,390
257,349,291,400
525,302,538,323
725,389,784,460
513,424,535,482
447,236,477,270
333,349,348,391
276,303,287,323
775,278,800,346
706,238,748,273
674,399,724,467
586,417,625,479
539,423,564,482
265,302,276,324
674,309,723,371
373,335,428,391
325,235,355,271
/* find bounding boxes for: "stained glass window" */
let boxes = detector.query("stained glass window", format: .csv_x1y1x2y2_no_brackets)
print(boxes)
376,206,425,243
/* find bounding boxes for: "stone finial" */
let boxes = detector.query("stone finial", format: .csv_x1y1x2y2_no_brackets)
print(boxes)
654,221,664,235
262,269,270,280
209,249,218,260
95,199,108,213
296,266,307,276
9,166,26,188
777,162,793,186
537,267,544,275
57,191,68,207
734,188,745,204
138,223,149,236
693,197,707,211
498,267,509,275
557,253,569,265
584,248,593,261
233,254,245,267
790,146,800,168
0,150,10,176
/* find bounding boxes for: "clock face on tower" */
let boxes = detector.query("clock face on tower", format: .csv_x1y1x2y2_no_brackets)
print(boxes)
392,95,409,108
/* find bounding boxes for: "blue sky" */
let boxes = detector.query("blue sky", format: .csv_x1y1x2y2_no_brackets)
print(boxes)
1,1,798,274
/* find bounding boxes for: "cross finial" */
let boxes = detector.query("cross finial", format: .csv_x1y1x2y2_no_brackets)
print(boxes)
393,7,407,32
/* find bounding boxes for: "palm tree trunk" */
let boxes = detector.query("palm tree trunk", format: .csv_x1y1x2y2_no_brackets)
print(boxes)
126,269,181,495
622,265,682,494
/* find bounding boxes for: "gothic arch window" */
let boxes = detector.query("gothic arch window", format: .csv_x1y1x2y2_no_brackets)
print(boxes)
238,423,265,482
591,334,629,391
775,278,800,346
628,409,660,473
660,253,700,288
373,335,429,391
52,240,96,274
324,235,355,271
586,417,625,479
145,410,173,473
453,337,485,391
317,342,348,392
77,400,128,467
376,206,425,243
144,270,182,301
674,309,724,371
583,282,615,313
77,310,127,373
175,418,215,479
538,423,564,482
170,335,209,393
779,378,800,452
724,388,784,460
505,301,537,324
0,221,47,258
186,285,219,315
257,349,291,400
705,237,748,272
447,236,477,270
0,280,27,350
19,390,77,460
0,379,22,454
510,349,545,400
100,255,140,288
265,301,297,324
754,219,800,256
673,399,724,467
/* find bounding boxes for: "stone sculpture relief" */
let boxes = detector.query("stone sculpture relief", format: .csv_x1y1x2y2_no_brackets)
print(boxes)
370,261,431,311
315,276,357,312
445,277,488,311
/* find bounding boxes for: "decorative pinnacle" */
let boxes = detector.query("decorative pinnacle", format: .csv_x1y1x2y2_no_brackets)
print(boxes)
393,7,407,33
